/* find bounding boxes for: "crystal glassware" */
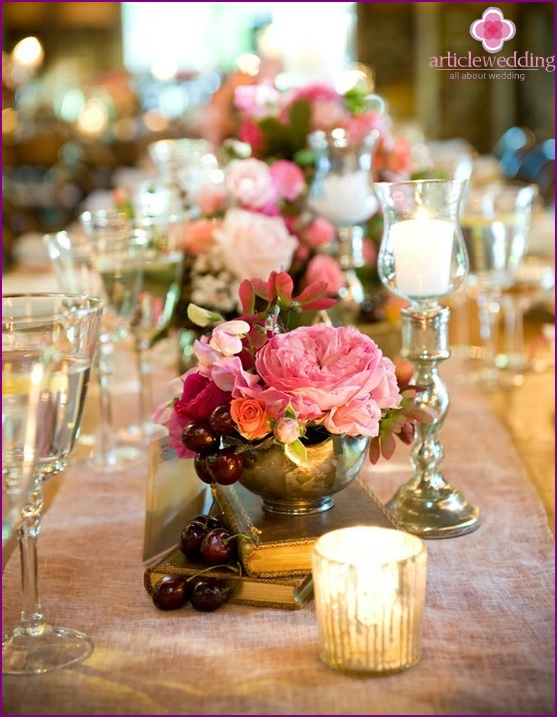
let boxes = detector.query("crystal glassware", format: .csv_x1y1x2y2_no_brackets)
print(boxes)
308,127,379,324
125,213,184,440
44,230,143,471
375,178,480,538
2,294,102,675
459,183,538,387
2,347,57,546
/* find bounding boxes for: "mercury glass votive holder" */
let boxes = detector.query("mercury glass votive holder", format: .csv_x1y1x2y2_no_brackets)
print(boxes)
312,527,427,675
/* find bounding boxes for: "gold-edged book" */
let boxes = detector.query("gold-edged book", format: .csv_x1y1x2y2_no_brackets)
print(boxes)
144,548,313,610
213,478,398,578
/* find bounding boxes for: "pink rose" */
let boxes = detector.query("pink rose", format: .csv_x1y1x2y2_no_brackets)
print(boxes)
237,118,265,155
310,100,346,132
254,324,401,429
214,208,298,281
303,254,345,297
230,397,271,441
324,396,382,437
176,219,218,256
284,82,340,106
273,417,302,445
234,82,280,116
225,158,274,209
196,183,227,216
304,217,336,248
269,160,305,202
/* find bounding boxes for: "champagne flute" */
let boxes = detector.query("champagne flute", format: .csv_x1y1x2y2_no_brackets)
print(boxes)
2,294,102,675
2,348,57,546
460,183,538,387
43,231,143,471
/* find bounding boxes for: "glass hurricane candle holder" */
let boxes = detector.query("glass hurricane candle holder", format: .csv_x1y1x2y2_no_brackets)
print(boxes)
308,128,379,324
312,527,427,675
374,179,480,538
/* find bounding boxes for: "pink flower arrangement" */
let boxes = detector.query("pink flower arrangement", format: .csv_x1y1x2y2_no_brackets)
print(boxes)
154,271,425,484
174,155,343,314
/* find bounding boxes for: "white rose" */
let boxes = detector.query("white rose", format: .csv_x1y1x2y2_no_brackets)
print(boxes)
214,208,298,281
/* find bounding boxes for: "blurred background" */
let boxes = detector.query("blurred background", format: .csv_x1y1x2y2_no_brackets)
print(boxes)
2,1,555,268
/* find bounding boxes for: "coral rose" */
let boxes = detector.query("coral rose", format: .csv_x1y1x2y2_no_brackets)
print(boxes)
303,254,345,297
230,397,271,440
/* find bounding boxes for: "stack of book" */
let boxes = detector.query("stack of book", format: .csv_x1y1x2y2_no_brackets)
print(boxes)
145,478,397,610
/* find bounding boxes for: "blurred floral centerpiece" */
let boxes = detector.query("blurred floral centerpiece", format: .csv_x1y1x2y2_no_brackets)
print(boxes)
155,271,423,511
174,79,413,324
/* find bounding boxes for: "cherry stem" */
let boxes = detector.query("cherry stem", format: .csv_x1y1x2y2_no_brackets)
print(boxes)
185,563,240,583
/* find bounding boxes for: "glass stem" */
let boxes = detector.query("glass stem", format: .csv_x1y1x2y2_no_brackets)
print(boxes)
135,339,153,429
16,483,45,636
503,297,524,370
95,336,117,458
477,290,501,369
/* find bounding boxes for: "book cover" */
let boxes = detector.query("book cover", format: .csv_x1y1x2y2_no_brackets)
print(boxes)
213,478,399,578
144,547,313,611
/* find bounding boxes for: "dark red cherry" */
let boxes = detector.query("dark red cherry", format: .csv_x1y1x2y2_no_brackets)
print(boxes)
179,521,208,559
181,422,218,454
209,404,237,436
200,527,237,565
194,454,213,484
152,576,189,610
206,448,244,485
189,514,221,531
190,577,232,612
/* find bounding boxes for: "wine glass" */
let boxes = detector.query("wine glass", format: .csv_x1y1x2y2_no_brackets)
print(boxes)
2,347,57,546
459,183,538,387
501,255,555,375
308,127,379,324
2,293,103,675
43,230,143,471
124,213,184,440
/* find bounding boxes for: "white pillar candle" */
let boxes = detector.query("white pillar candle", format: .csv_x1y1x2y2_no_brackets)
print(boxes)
309,171,378,226
391,218,454,297
312,527,427,674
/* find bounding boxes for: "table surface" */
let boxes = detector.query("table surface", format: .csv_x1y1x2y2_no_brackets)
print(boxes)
2,269,555,716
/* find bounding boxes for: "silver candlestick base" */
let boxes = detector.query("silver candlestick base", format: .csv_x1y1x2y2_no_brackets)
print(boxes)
387,305,481,538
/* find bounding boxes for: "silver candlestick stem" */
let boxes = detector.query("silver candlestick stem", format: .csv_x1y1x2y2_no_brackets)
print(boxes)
387,305,481,538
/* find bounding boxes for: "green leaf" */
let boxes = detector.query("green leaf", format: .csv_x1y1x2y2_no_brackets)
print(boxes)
187,303,223,327
285,439,308,466
286,100,312,152
284,404,297,420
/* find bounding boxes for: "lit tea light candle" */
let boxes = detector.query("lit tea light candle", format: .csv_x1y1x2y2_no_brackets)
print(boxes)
312,527,427,674
391,218,454,297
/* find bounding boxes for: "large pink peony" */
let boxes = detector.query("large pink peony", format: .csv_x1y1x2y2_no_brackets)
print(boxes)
214,208,298,281
252,324,401,432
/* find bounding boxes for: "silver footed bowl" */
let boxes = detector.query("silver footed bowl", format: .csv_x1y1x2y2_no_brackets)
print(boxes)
238,434,370,515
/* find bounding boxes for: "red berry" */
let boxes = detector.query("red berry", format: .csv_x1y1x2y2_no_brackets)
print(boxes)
190,578,232,612
206,448,244,485
181,422,218,454
152,576,189,610
200,527,237,565
209,404,237,436
179,521,208,559
194,454,213,484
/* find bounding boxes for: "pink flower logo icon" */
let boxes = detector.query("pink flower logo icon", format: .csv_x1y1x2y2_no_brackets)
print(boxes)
470,7,516,53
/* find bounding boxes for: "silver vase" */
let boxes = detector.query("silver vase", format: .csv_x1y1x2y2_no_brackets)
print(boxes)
238,435,370,515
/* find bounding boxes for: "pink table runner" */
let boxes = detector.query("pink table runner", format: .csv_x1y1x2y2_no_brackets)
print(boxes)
2,360,554,715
